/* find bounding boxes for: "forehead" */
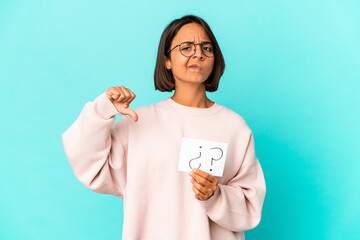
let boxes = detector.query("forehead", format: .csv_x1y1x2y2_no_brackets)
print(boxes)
172,23,211,44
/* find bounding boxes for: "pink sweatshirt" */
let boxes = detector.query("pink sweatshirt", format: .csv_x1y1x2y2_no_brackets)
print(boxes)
61,92,266,240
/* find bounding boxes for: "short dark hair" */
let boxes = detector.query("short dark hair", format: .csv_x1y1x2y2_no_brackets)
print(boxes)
154,15,225,92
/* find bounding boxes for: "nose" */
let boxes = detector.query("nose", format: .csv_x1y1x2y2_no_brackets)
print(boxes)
193,44,204,59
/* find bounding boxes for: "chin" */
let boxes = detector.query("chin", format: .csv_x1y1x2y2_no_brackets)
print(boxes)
174,73,209,85
187,78,207,84
187,74,209,82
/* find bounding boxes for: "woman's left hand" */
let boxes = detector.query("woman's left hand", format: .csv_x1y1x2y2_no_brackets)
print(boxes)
189,168,219,201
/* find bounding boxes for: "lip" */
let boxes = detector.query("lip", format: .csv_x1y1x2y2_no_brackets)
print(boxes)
188,64,201,70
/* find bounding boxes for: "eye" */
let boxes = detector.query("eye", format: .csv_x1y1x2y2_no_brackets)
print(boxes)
203,43,213,51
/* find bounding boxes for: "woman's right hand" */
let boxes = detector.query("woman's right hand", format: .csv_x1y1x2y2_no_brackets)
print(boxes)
106,86,138,122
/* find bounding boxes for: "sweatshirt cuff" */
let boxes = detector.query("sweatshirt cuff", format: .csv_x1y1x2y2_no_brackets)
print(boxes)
95,92,121,119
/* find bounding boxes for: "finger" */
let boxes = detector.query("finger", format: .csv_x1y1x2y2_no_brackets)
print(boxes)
192,177,215,197
190,178,207,196
190,171,211,188
192,168,218,184
122,108,138,122
123,88,136,107
106,87,118,101
114,86,126,102
110,88,121,101
192,185,206,200
119,86,131,103
122,88,135,107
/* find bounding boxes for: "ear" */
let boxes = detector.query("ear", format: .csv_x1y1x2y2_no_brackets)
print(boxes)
164,56,171,70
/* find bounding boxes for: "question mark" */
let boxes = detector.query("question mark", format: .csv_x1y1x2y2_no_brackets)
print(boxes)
209,147,223,171
189,146,202,170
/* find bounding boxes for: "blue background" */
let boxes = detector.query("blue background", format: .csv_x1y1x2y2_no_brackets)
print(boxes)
1,0,359,239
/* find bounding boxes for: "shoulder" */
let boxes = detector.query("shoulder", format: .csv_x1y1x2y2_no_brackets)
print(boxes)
127,100,165,125
218,104,251,132
132,101,160,117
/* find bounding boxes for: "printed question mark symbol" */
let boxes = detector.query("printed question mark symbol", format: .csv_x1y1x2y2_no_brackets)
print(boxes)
209,147,223,171
189,146,202,170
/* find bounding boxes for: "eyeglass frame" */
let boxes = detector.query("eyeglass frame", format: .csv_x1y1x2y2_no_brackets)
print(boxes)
167,41,216,58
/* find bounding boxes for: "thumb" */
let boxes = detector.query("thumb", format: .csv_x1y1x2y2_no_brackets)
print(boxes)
122,108,138,122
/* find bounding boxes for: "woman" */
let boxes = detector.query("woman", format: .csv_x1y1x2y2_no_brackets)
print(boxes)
62,15,266,240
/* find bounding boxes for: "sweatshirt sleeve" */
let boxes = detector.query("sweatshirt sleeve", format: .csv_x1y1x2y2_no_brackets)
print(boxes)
197,131,266,232
61,92,129,199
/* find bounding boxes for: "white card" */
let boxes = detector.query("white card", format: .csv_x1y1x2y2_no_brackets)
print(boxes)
178,137,228,177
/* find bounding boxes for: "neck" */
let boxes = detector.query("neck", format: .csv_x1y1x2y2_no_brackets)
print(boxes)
171,81,214,108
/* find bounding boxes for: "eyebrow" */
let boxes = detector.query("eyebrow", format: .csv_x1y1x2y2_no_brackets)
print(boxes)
182,41,212,44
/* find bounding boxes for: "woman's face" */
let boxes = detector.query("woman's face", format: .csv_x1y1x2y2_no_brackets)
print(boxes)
165,23,215,86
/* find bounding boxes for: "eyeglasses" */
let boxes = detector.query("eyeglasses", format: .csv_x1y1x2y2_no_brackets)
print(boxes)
167,41,215,58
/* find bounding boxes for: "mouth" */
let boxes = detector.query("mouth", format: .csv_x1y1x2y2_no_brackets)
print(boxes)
188,65,201,71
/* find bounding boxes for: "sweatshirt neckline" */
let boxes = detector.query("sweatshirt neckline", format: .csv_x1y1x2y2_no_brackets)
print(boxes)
161,97,223,116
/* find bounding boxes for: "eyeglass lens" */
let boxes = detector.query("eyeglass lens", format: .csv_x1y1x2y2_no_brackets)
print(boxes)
180,42,214,57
